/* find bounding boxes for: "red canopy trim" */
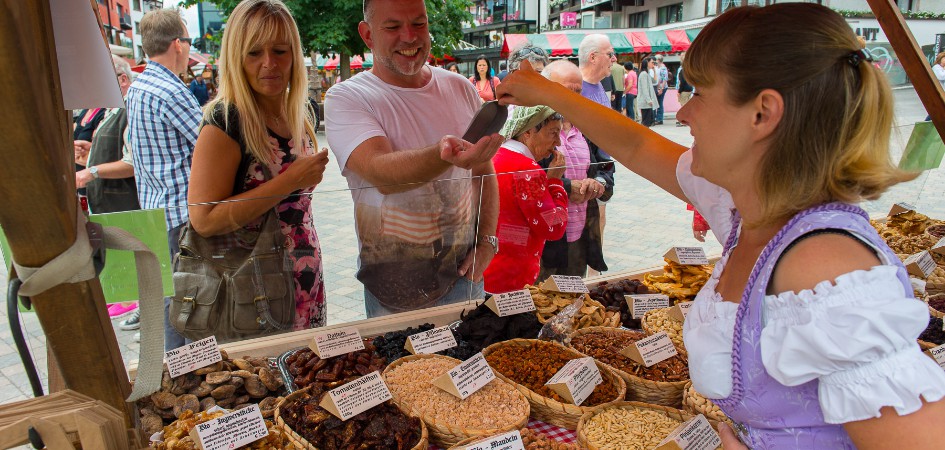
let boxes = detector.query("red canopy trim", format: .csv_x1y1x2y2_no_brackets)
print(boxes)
665,30,690,52
626,32,651,54
501,34,530,57
547,34,574,57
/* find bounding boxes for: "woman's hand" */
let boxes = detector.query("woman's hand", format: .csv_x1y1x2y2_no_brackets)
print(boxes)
282,148,329,191
495,60,560,107
546,150,566,180
718,423,749,450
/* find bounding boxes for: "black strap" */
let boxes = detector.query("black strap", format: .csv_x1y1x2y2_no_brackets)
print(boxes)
773,228,878,275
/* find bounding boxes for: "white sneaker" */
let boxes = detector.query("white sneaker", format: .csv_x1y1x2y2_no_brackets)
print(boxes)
132,332,140,343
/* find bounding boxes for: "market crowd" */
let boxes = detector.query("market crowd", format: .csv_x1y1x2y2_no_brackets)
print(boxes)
73,0,945,447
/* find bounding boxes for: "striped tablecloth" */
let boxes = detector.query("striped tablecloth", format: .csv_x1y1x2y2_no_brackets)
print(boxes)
429,419,577,449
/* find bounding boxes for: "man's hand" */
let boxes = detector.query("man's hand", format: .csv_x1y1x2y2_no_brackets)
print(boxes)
458,241,495,282
75,168,93,188
439,134,503,170
74,140,91,166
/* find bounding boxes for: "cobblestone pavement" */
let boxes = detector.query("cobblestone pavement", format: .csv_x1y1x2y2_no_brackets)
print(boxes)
0,87,942,407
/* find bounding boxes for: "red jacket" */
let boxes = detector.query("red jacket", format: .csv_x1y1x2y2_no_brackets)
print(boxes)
484,147,568,294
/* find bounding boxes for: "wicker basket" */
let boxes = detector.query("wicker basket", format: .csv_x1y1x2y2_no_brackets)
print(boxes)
448,429,582,450
681,381,732,427
381,353,530,447
919,339,939,351
274,385,428,450
481,339,626,430
576,401,693,450
568,327,688,408
641,309,688,359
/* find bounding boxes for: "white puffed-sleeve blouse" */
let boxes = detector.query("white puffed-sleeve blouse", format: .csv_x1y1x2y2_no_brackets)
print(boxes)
675,150,945,424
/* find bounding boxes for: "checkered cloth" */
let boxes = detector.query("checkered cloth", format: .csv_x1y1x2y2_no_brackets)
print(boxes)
428,419,577,449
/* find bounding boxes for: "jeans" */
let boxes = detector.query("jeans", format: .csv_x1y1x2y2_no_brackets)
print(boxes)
625,94,636,120
656,89,666,122
364,277,484,318
612,91,623,112
165,224,190,351
641,108,655,127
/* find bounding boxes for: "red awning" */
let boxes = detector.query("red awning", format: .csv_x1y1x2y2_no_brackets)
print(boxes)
626,32,652,54
188,52,211,67
664,30,690,53
546,34,574,57
501,34,530,57
324,55,364,70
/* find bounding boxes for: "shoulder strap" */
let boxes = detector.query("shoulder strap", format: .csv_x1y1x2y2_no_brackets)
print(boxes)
489,77,496,99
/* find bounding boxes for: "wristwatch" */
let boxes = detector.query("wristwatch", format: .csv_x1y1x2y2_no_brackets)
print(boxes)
479,234,499,255
89,166,100,179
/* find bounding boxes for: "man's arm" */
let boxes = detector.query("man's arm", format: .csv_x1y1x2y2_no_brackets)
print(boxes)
459,160,498,282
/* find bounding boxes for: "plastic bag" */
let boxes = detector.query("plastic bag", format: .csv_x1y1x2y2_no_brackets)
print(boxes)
538,297,584,345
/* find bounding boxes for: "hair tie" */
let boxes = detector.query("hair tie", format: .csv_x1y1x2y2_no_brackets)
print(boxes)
846,49,873,67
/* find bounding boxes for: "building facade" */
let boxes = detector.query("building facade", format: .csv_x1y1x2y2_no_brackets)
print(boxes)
128,0,160,62
96,0,133,51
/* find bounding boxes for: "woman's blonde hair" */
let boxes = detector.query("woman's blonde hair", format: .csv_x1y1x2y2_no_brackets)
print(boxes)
935,51,945,66
685,4,916,226
204,0,315,166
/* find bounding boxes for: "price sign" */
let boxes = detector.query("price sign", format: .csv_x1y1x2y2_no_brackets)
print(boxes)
464,430,526,450
669,301,694,322
544,357,603,406
928,344,945,371
627,294,671,319
485,289,536,317
319,372,392,421
165,336,222,378
620,331,679,367
656,415,722,450
310,327,364,359
931,237,945,256
541,275,589,293
432,353,496,400
664,247,709,265
190,404,268,450
405,326,458,355
903,251,936,279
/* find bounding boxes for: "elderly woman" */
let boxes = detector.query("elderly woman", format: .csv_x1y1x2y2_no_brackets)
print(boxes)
498,3,945,449
483,106,569,294
508,43,549,73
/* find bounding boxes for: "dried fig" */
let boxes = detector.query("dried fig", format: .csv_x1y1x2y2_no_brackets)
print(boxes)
258,396,280,418
189,381,213,398
216,396,236,408
140,413,164,436
200,397,217,411
244,374,268,397
160,371,173,392
259,367,283,391
231,395,250,406
195,361,223,375
229,376,245,390
245,356,268,368
232,369,254,379
233,358,254,371
211,384,237,399
151,392,177,410
233,403,253,410
219,349,229,360
205,371,232,385
173,394,200,418
157,407,176,420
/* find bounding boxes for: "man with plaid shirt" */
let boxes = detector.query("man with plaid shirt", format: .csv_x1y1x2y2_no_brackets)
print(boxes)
126,8,200,350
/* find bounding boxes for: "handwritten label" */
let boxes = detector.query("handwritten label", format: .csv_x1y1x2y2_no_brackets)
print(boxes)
319,371,392,421
190,404,268,450
544,357,603,406
310,327,364,359
165,336,222,378
465,430,526,450
620,331,679,367
664,247,709,265
485,289,536,317
889,202,917,217
928,344,945,371
628,294,671,319
541,275,589,293
904,251,936,278
656,415,722,450
931,237,945,256
669,301,694,322
432,353,495,400
405,326,458,355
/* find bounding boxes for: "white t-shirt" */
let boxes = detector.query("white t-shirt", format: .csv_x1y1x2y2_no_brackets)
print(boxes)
324,67,482,309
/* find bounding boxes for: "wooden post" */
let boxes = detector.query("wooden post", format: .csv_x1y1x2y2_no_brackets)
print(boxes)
866,0,945,139
0,0,134,426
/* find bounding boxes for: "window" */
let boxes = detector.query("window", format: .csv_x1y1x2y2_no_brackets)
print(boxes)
709,0,822,14
117,4,124,16
135,21,140,32
897,0,915,11
657,3,683,25
627,11,648,28
133,0,141,11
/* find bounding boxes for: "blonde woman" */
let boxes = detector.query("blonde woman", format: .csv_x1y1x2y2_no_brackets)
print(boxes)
499,3,945,449
188,0,329,330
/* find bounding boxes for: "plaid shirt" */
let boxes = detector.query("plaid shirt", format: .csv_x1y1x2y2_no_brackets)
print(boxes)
126,62,201,230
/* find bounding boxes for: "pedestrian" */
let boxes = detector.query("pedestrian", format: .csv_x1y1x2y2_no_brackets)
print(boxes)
484,105,568,294
445,62,460,75
187,0,329,332
654,54,668,125
610,60,626,112
623,61,637,120
536,60,613,280
507,43,549,73
926,51,945,121
637,57,658,127
676,52,694,126
189,68,210,106
496,61,509,81
470,55,501,102
325,0,502,317
498,4,945,448
125,8,201,349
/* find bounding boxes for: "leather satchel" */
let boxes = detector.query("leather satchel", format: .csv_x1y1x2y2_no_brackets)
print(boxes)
170,163,295,343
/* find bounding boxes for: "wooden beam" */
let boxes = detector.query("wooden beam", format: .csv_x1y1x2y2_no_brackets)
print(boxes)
866,0,945,139
0,0,133,426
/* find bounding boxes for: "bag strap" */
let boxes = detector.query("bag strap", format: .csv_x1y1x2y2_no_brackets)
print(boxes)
489,77,496,99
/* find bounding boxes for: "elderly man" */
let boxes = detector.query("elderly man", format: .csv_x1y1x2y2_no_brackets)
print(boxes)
326,0,501,316
534,60,614,280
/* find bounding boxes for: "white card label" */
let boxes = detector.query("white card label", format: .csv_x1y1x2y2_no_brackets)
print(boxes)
931,237,945,256
929,344,945,371
904,251,936,278
542,275,589,293
310,327,364,359
164,336,222,378
320,371,392,421
192,404,268,450
889,202,917,216
620,331,679,367
669,301,694,322
465,430,526,450
657,415,722,450
628,294,671,319
433,353,496,400
544,357,603,406
666,247,710,265
405,326,458,355
486,289,536,317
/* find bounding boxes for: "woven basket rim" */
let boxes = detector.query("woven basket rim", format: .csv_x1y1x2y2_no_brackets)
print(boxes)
919,339,939,350
274,385,428,450
481,339,627,415
569,326,690,388
576,400,693,450
381,353,531,445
